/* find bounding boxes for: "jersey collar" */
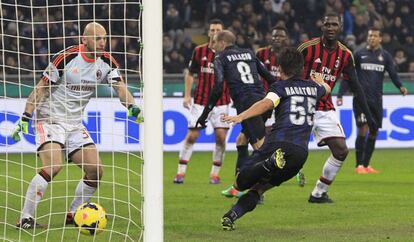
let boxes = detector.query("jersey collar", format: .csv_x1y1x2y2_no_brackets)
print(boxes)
80,44,97,63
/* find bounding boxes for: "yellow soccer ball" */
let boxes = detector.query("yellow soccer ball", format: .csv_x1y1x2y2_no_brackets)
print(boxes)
74,202,107,235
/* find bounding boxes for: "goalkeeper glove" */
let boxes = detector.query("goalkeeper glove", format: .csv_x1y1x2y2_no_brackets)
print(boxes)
128,104,144,123
12,112,31,142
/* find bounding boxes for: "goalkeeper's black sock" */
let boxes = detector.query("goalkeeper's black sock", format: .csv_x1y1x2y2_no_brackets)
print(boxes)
235,145,249,175
363,137,376,167
355,135,366,167
236,158,273,191
224,190,260,222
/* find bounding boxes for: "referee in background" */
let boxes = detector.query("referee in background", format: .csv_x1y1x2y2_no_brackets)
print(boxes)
337,27,408,174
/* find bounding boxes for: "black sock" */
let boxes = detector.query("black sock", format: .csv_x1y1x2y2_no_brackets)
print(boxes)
355,135,366,167
236,145,249,175
363,137,376,167
236,158,273,191
223,190,260,222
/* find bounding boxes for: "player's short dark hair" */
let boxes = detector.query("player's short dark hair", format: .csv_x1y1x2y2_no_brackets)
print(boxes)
209,19,224,28
271,25,288,34
216,30,236,45
323,12,342,24
368,26,382,36
278,47,304,77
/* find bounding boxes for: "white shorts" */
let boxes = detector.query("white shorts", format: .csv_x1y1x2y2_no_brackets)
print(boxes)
188,104,230,129
35,121,95,157
312,110,345,146
265,110,275,127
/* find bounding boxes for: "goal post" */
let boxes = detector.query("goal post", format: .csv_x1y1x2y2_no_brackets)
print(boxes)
142,0,164,241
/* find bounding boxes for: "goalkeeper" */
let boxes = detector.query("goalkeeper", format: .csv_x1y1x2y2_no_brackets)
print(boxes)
14,22,141,229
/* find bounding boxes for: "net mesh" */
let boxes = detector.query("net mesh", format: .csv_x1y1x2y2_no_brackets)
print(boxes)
0,1,143,241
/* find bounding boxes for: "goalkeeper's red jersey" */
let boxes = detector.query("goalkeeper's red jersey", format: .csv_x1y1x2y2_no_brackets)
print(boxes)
188,43,230,106
256,46,282,92
298,37,354,111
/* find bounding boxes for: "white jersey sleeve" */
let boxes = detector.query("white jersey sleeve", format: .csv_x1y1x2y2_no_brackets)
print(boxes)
42,62,60,83
101,53,123,85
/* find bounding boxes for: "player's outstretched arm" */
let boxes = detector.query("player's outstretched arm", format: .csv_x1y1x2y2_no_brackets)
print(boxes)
12,78,49,142
112,80,142,122
384,52,408,96
223,98,273,125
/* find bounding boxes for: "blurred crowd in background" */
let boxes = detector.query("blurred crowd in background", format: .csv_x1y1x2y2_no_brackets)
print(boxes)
163,0,414,74
0,1,140,77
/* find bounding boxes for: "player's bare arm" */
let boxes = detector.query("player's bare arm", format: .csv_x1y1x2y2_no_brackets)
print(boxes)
183,70,194,109
222,98,274,125
112,80,135,108
24,78,50,114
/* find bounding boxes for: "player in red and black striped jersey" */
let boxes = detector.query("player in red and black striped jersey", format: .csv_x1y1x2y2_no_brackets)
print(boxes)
173,19,231,185
297,13,377,203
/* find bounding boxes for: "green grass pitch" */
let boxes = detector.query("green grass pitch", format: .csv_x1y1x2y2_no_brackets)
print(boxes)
1,149,413,241
0,152,142,242
164,149,414,242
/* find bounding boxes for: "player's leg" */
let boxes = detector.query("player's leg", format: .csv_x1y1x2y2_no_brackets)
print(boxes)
65,125,101,224
209,104,230,184
67,144,102,222
353,101,369,173
173,104,204,183
362,105,381,173
309,111,347,203
222,144,307,230
355,124,369,173
17,122,65,229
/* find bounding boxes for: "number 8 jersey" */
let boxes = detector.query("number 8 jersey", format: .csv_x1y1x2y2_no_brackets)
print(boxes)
266,78,326,150
213,46,275,104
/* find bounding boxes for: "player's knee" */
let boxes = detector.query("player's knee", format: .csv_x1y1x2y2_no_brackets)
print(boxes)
238,190,260,212
236,133,248,146
185,131,199,144
333,147,348,161
86,164,103,181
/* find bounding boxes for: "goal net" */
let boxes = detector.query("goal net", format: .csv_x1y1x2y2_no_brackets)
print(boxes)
0,1,162,241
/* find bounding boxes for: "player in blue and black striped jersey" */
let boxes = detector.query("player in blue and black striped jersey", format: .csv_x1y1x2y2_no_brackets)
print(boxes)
195,30,277,197
219,47,331,231
337,27,408,174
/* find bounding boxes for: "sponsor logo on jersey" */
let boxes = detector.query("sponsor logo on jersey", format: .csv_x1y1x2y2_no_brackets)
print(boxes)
311,68,337,82
201,56,208,61
360,63,385,72
378,54,383,61
314,58,322,63
200,62,214,74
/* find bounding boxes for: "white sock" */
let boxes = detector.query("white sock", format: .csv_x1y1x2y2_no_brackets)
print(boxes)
21,174,49,219
69,179,97,213
179,142,194,161
311,155,343,198
212,144,225,162
177,142,193,175
210,162,222,177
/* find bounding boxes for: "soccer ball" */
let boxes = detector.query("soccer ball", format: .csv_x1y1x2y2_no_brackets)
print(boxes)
74,202,108,235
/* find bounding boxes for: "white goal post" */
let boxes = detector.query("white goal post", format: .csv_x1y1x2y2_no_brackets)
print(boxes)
143,0,164,241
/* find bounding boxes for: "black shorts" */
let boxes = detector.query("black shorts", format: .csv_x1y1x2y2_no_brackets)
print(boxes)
235,95,266,144
353,99,383,128
243,141,308,187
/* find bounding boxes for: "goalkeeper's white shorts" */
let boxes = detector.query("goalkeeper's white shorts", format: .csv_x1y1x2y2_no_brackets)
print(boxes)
188,104,230,129
312,110,345,147
35,121,95,156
